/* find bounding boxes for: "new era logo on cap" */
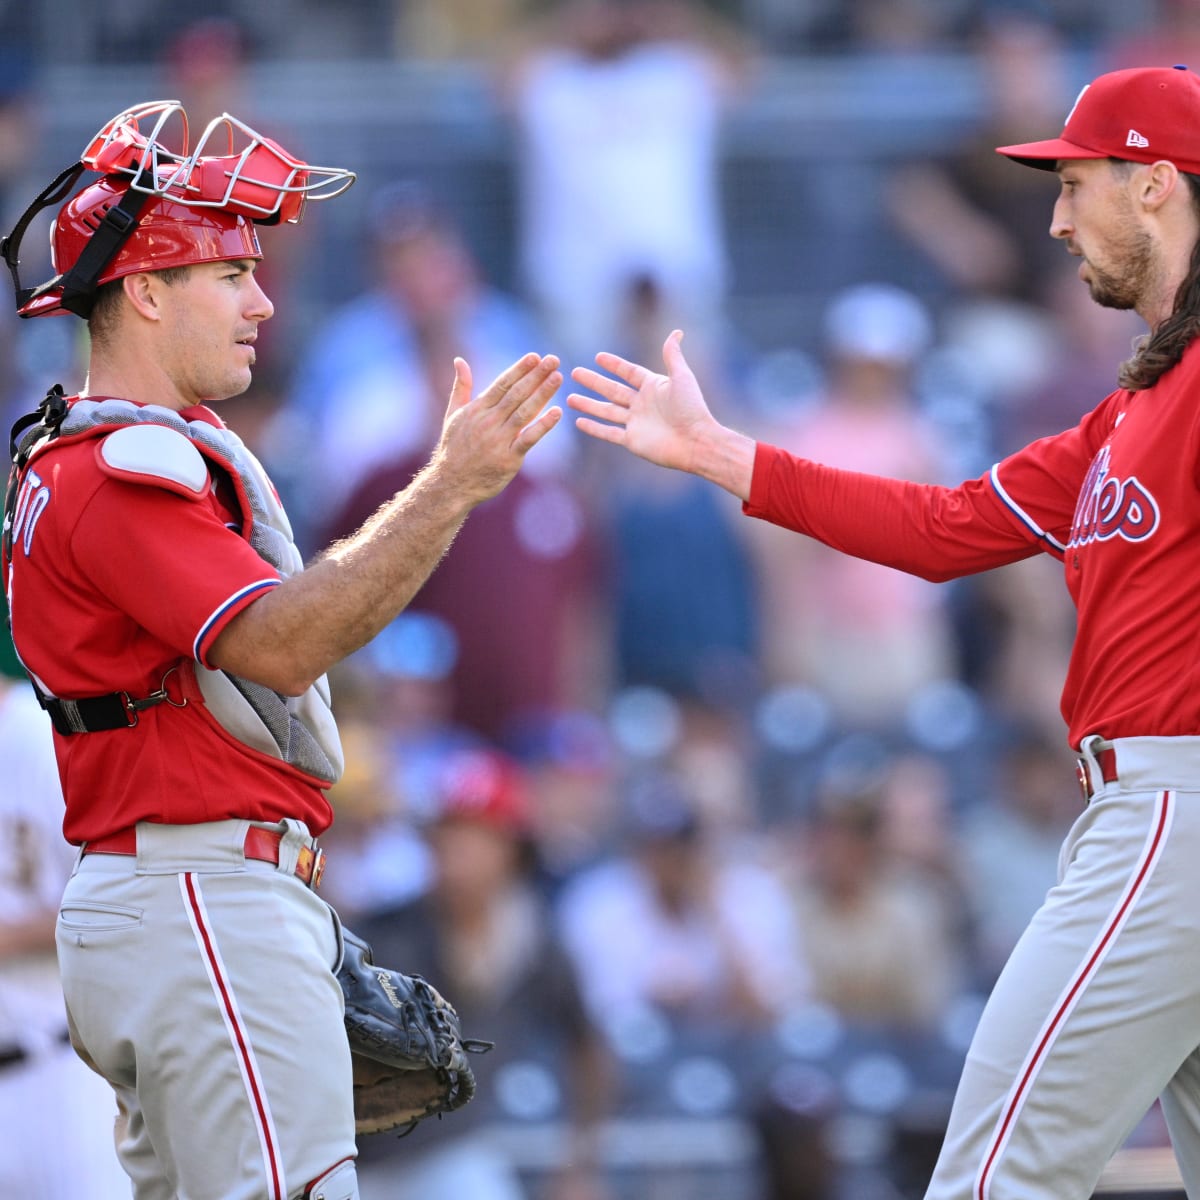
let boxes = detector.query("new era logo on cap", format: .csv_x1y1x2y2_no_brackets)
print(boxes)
996,65,1200,175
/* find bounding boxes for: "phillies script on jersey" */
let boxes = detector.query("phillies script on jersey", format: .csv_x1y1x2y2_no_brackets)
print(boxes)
1068,442,1159,548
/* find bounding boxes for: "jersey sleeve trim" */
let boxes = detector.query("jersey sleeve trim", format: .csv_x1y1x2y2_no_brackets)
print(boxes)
989,463,1069,557
193,578,281,665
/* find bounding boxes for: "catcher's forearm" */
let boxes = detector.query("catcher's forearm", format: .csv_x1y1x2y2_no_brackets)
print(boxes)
209,457,473,695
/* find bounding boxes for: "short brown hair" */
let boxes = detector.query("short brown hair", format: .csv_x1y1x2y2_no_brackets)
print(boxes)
86,265,191,347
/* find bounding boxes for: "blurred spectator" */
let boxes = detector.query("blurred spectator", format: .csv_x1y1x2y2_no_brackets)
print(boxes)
877,747,976,965
506,708,620,889
668,694,762,835
842,0,973,49
740,0,971,52
0,652,129,1196
287,179,560,544
748,282,958,724
0,47,73,423
499,0,749,370
0,48,37,229
782,750,961,1030
157,16,253,126
960,723,1080,986
951,549,1077,737
352,746,614,1200
932,242,1140,464
818,0,973,51
319,709,434,920
885,12,1074,309
588,274,762,708
608,461,761,703
1100,0,1200,71
906,17,1136,434
318,612,481,919
556,769,808,1033
393,0,539,59
152,18,312,377
753,1090,837,1200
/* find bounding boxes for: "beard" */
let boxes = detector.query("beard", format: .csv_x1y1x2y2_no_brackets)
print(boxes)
1087,260,1145,310
1083,215,1157,312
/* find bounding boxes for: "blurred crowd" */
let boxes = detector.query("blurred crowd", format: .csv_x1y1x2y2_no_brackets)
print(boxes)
0,1,1190,1197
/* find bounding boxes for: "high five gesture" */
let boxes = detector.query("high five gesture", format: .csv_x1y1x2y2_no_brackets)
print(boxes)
568,330,755,500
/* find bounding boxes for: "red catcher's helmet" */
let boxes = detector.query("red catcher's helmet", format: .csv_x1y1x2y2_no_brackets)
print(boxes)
2,100,356,319
22,176,263,318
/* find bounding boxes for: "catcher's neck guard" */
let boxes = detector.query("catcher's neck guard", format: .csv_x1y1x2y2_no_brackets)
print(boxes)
0,99,356,319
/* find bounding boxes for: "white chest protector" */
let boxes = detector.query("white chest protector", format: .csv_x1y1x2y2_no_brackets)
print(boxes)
21,397,343,785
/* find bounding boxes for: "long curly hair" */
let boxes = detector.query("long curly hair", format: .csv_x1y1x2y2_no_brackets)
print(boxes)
1119,170,1200,390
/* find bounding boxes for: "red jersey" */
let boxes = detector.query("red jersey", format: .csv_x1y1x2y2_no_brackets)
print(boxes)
5,400,333,844
744,338,1200,748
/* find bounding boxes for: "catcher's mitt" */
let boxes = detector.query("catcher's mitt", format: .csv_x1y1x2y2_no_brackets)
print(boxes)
338,927,492,1136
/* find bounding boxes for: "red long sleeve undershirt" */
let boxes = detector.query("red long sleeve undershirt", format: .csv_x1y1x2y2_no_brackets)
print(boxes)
742,442,1044,581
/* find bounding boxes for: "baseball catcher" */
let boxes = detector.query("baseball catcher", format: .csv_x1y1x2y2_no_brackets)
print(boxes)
1,91,560,1199
338,928,492,1135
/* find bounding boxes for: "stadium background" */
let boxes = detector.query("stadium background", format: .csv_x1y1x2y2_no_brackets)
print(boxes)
0,2,1187,1197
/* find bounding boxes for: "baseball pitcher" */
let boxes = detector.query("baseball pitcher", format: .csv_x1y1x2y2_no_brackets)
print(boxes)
569,63,1200,1200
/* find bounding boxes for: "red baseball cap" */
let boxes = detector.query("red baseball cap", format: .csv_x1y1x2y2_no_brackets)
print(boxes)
997,65,1200,174
433,748,532,834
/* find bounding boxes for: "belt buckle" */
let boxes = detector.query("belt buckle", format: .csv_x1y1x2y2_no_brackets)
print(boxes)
1076,759,1092,803
296,843,326,890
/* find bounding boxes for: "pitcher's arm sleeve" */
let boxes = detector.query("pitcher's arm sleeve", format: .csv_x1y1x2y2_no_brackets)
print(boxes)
742,443,1050,582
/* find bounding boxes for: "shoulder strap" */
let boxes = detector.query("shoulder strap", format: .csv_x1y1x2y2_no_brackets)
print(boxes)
4,384,69,563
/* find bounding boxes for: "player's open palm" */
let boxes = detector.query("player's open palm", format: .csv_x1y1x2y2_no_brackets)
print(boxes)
437,352,562,503
569,330,715,473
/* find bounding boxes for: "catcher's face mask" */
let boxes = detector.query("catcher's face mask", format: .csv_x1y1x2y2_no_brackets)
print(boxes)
1,99,356,319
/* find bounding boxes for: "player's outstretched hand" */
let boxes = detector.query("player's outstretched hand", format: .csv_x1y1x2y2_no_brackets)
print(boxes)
569,331,756,500
436,352,562,503
568,330,716,474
